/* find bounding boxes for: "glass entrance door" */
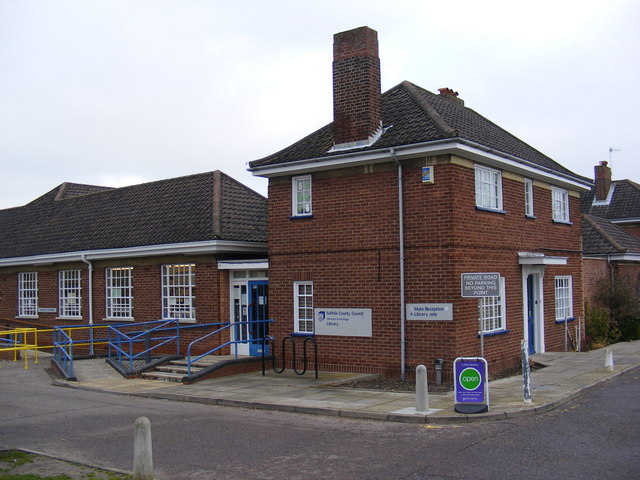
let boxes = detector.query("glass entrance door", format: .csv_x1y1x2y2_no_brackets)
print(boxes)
249,280,269,356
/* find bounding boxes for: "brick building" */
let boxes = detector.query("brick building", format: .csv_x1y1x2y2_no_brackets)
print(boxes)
581,161,640,323
249,26,592,380
0,171,268,355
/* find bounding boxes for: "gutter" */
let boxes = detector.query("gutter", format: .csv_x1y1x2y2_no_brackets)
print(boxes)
0,240,268,268
249,138,592,191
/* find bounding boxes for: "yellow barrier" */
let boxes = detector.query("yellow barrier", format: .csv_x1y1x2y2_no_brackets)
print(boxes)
0,325,111,370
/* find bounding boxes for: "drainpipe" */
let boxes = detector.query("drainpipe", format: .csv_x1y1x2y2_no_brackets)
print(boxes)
81,255,94,355
392,149,407,381
607,254,615,325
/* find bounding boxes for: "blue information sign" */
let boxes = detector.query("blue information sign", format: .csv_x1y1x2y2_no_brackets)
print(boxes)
454,357,489,414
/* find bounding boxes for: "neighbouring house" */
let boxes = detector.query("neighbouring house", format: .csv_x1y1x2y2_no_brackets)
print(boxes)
249,26,592,380
0,171,269,356
581,161,640,338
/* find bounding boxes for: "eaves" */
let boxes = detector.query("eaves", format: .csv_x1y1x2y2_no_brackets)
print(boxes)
249,138,592,191
0,240,268,268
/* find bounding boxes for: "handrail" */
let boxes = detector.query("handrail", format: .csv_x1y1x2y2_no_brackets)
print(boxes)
108,319,180,371
186,319,273,375
0,328,39,369
53,328,74,378
52,324,123,379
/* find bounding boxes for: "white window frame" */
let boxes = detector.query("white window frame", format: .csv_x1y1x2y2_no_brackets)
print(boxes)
524,178,534,217
162,264,196,322
106,267,134,320
292,175,312,217
18,272,38,317
294,281,314,333
475,165,503,211
555,276,573,320
59,270,82,318
478,277,506,333
552,187,570,223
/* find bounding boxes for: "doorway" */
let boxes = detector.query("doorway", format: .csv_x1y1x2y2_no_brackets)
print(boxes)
522,266,544,355
230,269,268,356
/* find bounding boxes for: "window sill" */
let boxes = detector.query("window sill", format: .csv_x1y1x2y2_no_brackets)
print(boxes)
290,332,315,337
56,317,83,321
525,214,537,219
168,319,196,324
103,317,135,322
555,317,575,324
552,219,573,225
289,214,314,220
16,315,39,320
477,329,510,337
475,206,507,215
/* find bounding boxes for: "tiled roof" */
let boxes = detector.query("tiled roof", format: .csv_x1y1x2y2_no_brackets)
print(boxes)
250,81,587,182
581,179,640,220
0,171,267,259
582,214,640,255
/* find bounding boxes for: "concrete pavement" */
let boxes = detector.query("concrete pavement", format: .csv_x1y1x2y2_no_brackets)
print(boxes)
47,340,640,424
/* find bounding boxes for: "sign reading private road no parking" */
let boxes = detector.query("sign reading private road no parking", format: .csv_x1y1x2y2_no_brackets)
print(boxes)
460,272,500,297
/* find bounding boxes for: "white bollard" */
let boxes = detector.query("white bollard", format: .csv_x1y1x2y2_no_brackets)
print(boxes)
416,364,429,412
133,416,154,480
604,348,614,372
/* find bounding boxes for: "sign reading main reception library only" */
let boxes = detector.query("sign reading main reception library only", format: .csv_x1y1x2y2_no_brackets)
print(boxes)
406,303,453,321
315,308,372,337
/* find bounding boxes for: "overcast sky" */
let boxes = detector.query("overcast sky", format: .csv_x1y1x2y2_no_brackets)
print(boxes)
1,0,638,209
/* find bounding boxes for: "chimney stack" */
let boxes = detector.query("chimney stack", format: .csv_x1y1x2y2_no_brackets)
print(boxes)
594,161,612,201
332,26,382,149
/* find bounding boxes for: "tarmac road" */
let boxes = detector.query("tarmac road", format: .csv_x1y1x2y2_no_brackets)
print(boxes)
1,359,639,480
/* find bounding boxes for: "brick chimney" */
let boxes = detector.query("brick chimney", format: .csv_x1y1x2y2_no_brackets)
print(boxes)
332,26,382,149
594,161,612,201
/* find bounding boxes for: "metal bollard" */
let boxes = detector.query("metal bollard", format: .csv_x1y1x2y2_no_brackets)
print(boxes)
416,364,429,412
434,358,445,385
133,416,154,480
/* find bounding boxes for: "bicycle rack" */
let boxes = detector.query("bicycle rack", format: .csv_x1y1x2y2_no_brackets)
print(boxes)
262,335,318,379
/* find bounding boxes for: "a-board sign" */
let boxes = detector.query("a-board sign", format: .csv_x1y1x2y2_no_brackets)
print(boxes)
460,272,500,297
453,357,489,414
314,308,372,337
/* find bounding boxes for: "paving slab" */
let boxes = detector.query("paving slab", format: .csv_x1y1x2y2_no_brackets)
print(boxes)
45,340,640,424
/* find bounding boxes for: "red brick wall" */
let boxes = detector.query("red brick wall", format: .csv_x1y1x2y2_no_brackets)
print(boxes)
266,156,585,379
0,255,231,356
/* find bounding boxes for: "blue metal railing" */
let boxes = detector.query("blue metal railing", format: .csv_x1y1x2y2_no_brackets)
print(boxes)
53,327,74,378
51,318,273,380
185,319,273,375
107,319,180,371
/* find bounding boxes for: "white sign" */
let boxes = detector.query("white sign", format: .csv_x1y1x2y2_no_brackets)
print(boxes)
461,273,500,297
406,303,453,321
315,308,372,337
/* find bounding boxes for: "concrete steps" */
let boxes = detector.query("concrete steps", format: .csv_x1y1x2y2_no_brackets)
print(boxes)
140,355,253,383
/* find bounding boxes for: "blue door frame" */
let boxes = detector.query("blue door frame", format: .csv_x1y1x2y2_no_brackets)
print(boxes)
527,274,536,354
249,280,269,356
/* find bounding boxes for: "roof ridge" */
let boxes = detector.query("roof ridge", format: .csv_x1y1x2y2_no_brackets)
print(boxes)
622,178,640,192
400,81,459,138
583,214,628,253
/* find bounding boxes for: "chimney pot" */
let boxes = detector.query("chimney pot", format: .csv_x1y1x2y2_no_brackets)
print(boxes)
438,87,464,106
